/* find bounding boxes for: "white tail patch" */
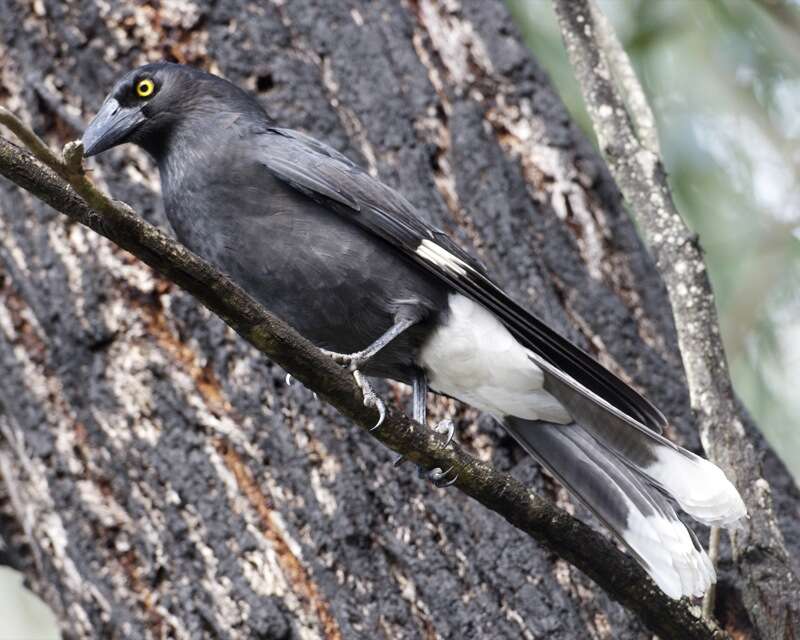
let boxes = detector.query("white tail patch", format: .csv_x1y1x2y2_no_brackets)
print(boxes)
418,294,571,423
646,448,746,527
624,507,715,599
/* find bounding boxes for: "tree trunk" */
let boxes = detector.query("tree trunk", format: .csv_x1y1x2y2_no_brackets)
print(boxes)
0,1,796,638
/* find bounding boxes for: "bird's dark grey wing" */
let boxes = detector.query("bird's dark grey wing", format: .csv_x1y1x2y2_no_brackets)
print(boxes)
257,127,667,434
262,128,486,273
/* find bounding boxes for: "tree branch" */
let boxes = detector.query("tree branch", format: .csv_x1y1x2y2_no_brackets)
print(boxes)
0,110,725,638
552,1,800,637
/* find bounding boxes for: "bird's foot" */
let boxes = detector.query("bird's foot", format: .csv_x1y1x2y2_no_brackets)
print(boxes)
432,418,454,447
426,465,458,488
396,460,459,488
421,419,457,486
322,350,385,430
394,418,455,467
284,373,317,399
352,369,386,431
394,418,457,488
321,348,368,370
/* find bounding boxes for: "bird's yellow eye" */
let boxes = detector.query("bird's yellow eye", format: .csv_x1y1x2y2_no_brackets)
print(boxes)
136,78,155,98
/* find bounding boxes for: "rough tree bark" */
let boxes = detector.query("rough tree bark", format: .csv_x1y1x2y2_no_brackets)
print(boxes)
0,1,796,639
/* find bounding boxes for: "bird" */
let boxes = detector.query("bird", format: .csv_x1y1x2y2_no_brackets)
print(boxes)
82,62,746,600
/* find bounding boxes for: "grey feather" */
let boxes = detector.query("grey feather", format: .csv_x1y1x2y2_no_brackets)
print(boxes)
503,418,714,598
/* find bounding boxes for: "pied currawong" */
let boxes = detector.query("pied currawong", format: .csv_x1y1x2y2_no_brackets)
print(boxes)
82,62,745,600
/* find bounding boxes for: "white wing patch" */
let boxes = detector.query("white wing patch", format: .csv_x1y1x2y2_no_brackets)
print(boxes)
418,293,571,423
415,239,471,276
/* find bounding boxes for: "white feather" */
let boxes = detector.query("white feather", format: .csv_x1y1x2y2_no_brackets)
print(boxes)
646,448,747,527
415,239,471,276
418,294,571,423
623,507,716,599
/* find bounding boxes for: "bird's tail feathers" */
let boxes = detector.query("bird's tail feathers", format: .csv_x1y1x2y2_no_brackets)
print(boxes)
527,352,746,528
503,418,715,599
632,443,746,528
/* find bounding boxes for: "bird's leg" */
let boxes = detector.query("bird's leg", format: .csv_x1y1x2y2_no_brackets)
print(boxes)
322,316,416,430
412,372,455,449
321,316,416,369
395,371,457,487
412,371,428,424
392,373,427,467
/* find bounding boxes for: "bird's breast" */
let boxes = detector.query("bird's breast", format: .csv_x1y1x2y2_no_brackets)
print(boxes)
160,166,448,381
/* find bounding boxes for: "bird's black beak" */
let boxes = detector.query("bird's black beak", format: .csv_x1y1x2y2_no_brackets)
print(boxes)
82,98,146,157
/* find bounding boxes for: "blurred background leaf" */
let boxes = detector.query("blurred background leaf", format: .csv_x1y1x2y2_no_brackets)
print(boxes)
508,0,800,480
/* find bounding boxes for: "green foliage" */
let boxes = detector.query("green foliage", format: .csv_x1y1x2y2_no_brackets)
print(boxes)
509,0,800,479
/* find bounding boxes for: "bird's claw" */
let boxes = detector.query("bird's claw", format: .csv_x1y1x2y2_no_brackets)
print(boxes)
284,374,317,400
353,370,386,431
368,398,386,431
428,465,458,488
393,418,454,469
433,419,454,448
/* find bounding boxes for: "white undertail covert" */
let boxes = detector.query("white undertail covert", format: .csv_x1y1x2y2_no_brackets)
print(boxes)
418,293,571,423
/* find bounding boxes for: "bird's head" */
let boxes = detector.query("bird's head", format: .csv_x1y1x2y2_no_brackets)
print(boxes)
82,62,267,158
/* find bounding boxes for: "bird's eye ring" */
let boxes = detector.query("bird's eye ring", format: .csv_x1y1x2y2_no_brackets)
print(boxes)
136,78,155,98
